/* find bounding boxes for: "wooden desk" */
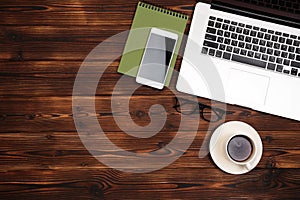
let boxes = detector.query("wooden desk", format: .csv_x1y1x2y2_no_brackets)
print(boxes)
1,0,299,199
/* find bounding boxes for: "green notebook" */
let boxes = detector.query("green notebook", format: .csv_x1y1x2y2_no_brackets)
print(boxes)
117,1,188,86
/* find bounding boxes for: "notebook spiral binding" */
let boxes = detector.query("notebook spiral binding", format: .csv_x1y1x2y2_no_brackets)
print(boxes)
139,1,188,20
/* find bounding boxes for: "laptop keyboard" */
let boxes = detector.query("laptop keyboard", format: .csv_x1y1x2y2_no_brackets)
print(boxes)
202,16,300,77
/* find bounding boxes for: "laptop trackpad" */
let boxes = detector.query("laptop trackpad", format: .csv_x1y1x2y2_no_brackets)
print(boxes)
227,69,270,106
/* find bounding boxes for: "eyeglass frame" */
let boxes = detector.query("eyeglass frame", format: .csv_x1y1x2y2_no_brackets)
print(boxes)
173,97,226,122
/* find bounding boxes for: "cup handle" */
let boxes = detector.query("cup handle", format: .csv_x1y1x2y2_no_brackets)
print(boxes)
245,163,252,171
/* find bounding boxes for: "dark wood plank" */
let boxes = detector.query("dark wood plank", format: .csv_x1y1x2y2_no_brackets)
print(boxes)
0,168,299,200
0,95,299,132
0,130,299,170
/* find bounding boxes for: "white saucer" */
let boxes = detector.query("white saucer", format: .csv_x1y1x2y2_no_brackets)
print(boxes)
209,121,263,175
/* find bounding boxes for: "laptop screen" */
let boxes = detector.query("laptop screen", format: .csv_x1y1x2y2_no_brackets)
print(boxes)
212,0,299,28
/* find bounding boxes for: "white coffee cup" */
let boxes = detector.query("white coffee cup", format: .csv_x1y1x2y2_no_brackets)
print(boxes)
225,134,257,170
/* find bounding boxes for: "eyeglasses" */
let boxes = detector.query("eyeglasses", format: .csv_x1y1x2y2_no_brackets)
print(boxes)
173,97,226,122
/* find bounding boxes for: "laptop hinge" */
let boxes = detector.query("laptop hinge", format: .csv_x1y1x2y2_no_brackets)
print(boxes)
211,1,299,29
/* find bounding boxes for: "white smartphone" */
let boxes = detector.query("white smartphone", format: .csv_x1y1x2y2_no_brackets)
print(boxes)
136,28,178,89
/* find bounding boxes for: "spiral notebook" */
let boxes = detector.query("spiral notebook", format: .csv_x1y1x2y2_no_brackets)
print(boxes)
117,1,188,86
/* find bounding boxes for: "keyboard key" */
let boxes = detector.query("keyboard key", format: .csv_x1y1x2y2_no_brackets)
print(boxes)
223,52,231,60
283,33,289,37
281,44,287,51
205,34,217,41
276,65,283,72
226,46,233,52
224,19,230,24
209,16,216,20
275,31,282,36
279,37,285,43
268,30,274,34
222,24,229,30
238,35,245,41
276,57,283,64
297,48,300,54
217,30,223,36
219,44,225,50
257,32,264,38
291,61,300,68
281,52,288,58
289,53,295,60
232,54,266,68
245,36,251,42
229,26,235,32
240,49,247,55
272,35,278,41
217,18,223,22
260,28,267,32
216,50,222,58
208,20,214,27
215,22,221,28
209,49,215,56
225,38,231,44
267,41,273,47
231,21,237,25
247,51,254,57
267,63,276,70
238,23,245,27
274,50,280,56
202,47,208,54
283,59,290,66
255,52,261,59
262,54,268,61
286,39,293,45
236,27,243,33
231,33,238,39
288,46,295,52
224,31,230,37
217,37,224,43
259,47,266,53
253,38,259,44
243,29,250,35
203,40,218,49
250,30,257,37
252,45,259,51
238,41,245,48
297,55,300,61
231,40,238,46
293,40,300,47
290,35,297,39
233,47,240,54
269,56,275,62
264,34,271,40
283,70,290,74
274,43,280,49
253,26,259,30
291,68,298,76
259,40,266,46
246,25,252,29
207,27,216,34
267,48,273,55
246,43,252,50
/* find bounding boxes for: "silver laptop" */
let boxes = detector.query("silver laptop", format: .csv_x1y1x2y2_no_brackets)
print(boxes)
177,0,300,121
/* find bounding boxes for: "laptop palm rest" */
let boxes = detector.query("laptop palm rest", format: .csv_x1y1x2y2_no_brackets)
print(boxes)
227,69,270,107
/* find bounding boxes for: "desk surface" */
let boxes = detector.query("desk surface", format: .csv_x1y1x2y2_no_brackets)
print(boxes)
1,0,300,199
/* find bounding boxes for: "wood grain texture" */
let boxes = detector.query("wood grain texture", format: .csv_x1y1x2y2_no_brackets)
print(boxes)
0,0,299,199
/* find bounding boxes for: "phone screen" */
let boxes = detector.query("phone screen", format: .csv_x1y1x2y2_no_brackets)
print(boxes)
138,33,176,84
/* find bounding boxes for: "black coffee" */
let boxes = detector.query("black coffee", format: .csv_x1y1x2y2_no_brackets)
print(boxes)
227,135,253,162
